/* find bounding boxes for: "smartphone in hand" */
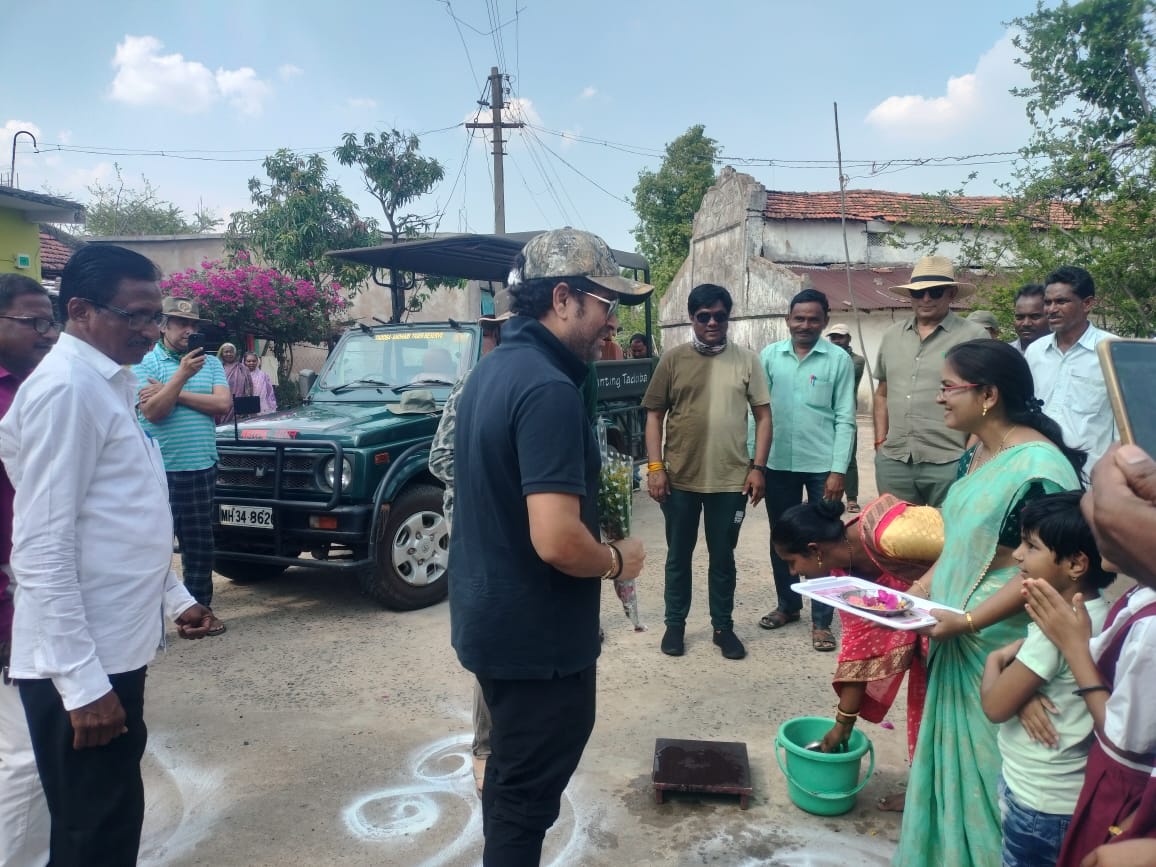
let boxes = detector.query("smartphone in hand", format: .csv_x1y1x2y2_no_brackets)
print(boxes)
1098,339,1156,458
186,332,206,353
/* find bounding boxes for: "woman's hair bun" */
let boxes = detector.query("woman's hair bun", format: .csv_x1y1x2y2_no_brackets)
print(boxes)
814,499,847,521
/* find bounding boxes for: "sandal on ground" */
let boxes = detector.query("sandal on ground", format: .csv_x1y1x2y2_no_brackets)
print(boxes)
758,610,801,630
812,627,837,652
206,614,227,637
846,500,861,514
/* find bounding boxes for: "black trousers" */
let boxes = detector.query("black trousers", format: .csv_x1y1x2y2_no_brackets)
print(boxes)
19,667,148,867
477,665,597,867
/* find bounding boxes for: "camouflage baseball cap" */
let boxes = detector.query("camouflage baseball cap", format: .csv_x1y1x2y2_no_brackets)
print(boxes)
516,228,653,304
161,296,211,322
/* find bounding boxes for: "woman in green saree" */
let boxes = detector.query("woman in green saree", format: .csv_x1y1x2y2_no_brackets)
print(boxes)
893,340,1086,867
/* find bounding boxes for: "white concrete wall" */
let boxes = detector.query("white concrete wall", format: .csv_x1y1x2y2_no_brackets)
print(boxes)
761,219,1015,268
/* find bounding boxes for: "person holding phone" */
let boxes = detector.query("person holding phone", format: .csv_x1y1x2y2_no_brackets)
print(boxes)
134,297,231,634
642,283,771,660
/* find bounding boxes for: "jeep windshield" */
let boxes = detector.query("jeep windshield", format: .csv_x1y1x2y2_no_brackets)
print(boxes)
317,328,477,396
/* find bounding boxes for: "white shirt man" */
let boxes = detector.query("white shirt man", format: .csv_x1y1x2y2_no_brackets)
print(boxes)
1025,266,1118,476
0,244,213,866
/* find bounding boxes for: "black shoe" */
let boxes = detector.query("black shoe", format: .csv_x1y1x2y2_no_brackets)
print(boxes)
661,625,685,656
713,628,746,660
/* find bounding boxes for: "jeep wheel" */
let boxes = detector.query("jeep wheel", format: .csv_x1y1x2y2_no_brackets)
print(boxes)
214,558,290,583
361,483,449,610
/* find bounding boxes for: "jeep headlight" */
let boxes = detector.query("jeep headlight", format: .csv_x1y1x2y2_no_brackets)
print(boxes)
320,457,353,492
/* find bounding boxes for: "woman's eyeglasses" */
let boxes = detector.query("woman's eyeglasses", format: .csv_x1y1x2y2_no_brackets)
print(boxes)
694,310,730,325
938,382,980,397
0,315,61,335
908,287,948,300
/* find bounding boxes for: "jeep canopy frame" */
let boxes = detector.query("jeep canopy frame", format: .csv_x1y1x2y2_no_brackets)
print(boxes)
327,231,652,331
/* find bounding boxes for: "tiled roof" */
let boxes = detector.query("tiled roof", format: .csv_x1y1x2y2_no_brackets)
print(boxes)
764,189,1078,229
788,265,992,311
38,227,84,276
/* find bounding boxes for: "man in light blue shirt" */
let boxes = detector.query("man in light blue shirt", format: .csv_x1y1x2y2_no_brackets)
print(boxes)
1025,266,1117,478
754,288,856,652
134,297,231,632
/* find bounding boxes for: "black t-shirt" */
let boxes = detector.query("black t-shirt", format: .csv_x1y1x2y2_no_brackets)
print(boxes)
449,316,602,679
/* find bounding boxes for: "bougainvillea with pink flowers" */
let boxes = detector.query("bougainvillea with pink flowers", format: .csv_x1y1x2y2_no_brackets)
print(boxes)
160,250,350,379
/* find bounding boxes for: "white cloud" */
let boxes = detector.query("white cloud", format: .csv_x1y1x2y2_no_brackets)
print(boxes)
466,96,542,129
109,35,270,116
346,97,378,110
215,67,271,115
580,86,597,100
865,31,1028,141
278,63,303,80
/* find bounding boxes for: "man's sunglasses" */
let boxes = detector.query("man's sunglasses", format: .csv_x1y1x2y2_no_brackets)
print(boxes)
572,286,619,317
0,315,61,335
694,310,730,324
908,287,948,300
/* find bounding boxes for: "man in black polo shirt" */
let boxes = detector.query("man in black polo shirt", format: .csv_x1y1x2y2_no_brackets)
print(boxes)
450,228,650,866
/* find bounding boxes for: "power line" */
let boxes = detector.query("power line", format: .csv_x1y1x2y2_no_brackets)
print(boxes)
522,126,584,227
525,128,631,208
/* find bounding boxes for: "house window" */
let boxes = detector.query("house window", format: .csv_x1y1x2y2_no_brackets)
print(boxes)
867,232,886,247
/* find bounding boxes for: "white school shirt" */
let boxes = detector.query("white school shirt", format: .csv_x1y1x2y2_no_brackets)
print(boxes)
1091,586,1156,767
0,333,196,710
1025,323,1117,475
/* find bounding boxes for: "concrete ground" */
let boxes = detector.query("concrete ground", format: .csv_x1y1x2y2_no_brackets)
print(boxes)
140,423,906,865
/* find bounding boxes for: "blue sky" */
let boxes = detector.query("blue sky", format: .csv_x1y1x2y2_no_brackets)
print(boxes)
4,1,1049,254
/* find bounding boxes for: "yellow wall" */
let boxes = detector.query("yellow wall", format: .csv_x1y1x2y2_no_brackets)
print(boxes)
0,207,41,280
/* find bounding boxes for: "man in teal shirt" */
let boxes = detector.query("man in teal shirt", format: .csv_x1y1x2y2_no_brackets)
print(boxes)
134,297,231,633
754,288,856,652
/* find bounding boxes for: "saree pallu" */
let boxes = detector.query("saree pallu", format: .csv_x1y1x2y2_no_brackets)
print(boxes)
835,494,942,760
894,442,1080,867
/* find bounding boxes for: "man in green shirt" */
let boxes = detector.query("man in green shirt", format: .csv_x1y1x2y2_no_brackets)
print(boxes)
754,289,856,652
873,255,987,507
643,284,771,661
826,323,866,513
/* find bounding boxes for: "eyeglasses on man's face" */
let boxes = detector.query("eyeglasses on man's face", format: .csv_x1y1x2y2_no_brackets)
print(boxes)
572,286,619,318
80,298,165,330
694,310,730,325
0,315,62,336
908,287,948,300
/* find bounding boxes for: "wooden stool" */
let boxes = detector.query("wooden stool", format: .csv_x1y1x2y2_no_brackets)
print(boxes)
652,737,752,810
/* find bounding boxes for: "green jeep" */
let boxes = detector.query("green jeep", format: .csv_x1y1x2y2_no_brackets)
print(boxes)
212,232,653,610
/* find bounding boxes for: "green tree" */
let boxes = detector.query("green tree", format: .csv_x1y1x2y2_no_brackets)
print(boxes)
1004,0,1156,334
334,130,451,320
227,149,377,295
898,0,1156,336
631,125,720,294
84,165,220,236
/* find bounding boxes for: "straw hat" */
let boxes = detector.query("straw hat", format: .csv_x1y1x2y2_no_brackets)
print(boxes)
888,255,975,300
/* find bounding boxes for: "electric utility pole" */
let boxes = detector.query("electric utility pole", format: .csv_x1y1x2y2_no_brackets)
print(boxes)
465,67,523,234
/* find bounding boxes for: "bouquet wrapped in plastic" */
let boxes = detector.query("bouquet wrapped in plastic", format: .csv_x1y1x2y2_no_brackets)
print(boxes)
597,452,644,631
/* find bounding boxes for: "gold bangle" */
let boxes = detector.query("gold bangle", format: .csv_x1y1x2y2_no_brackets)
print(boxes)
965,612,980,634
646,461,665,472
599,543,619,580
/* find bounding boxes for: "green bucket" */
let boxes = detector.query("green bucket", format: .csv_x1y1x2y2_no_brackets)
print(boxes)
774,716,875,816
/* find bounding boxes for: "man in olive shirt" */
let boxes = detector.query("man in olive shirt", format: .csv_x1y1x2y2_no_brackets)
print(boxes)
643,284,771,660
873,256,987,507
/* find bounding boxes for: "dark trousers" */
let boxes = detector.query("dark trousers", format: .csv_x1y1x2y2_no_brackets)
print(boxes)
477,665,596,867
19,668,148,867
168,465,218,607
765,469,834,629
660,487,747,630
845,431,860,501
